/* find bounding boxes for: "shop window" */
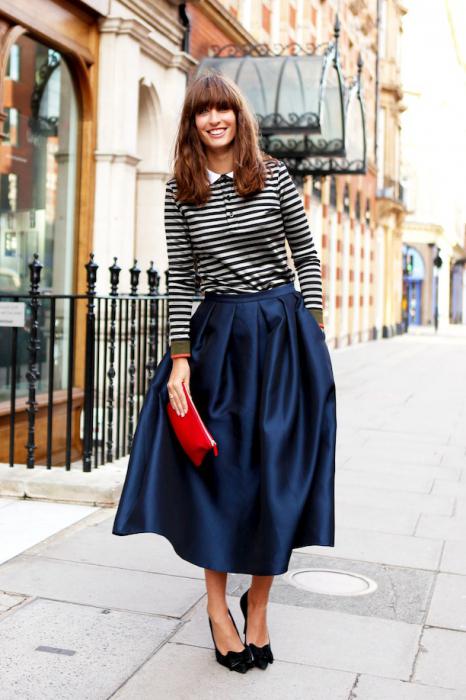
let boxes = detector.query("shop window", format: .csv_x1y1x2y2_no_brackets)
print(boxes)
0,35,78,294
0,35,79,402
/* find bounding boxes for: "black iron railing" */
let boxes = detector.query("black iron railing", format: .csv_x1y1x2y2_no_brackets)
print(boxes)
0,253,201,471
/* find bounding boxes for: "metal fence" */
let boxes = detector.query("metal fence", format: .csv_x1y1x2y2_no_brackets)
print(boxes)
0,253,200,471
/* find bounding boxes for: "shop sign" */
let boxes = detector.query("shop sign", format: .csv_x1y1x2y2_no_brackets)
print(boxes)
0,302,25,327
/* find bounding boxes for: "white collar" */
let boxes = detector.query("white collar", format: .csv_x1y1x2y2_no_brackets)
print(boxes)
207,168,234,184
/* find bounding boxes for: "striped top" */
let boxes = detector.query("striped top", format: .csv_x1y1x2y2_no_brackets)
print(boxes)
164,159,323,357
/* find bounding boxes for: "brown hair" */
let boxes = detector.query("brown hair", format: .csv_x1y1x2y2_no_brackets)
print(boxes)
171,71,278,205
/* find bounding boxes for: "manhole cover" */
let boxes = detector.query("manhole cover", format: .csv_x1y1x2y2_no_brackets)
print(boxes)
284,568,378,596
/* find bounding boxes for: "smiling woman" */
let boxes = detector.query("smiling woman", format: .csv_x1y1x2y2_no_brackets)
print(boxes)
113,70,336,676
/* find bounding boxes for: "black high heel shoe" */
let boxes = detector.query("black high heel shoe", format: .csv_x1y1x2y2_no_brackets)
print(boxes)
208,608,254,673
239,589,274,670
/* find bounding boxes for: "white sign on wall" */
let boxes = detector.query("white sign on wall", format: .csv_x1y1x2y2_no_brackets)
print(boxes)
0,302,26,327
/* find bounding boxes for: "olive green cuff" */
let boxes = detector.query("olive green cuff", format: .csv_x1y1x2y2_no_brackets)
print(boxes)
308,307,324,326
170,339,191,357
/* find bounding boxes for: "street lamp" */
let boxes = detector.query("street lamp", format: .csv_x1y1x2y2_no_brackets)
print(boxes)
428,243,443,332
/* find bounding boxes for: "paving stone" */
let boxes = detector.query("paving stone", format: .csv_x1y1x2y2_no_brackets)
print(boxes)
0,500,97,565
0,591,27,613
227,553,433,624
358,428,453,446
341,442,444,467
426,574,466,631
336,484,454,516
0,462,127,506
342,459,460,482
354,675,465,699
413,627,466,692
172,595,421,680
298,527,442,570
0,597,178,700
113,642,356,700
337,467,434,493
431,481,466,498
0,555,205,618
30,513,205,579
354,675,464,699
416,515,466,541
336,502,418,535
440,541,466,575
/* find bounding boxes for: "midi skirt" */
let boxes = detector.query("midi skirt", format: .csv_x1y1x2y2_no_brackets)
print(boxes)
112,282,337,575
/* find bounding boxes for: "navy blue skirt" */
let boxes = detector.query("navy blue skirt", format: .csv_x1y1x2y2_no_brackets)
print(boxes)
112,282,336,575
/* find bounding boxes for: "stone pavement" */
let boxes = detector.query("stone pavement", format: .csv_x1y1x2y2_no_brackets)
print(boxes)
0,324,465,700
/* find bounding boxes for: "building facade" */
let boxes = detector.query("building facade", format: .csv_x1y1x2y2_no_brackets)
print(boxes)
209,0,406,346
401,0,466,328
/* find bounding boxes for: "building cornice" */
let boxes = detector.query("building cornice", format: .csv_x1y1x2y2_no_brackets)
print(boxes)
403,221,444,238
94,150,141,166
118,0,183,45
99,17,196,70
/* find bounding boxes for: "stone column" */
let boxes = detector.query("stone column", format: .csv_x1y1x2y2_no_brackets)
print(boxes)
93,18,145,292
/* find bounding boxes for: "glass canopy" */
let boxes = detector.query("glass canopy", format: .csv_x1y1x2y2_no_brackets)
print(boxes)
285,72,367,176
199,43,345,159
195,17,367,177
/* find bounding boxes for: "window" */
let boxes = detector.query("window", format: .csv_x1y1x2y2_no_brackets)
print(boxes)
6,44,20,81
0,35,78,294
4,108,19,146
0,35,80,403
0,174,18,212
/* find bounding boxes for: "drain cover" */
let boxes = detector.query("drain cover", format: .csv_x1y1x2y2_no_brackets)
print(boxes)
284,568,378,596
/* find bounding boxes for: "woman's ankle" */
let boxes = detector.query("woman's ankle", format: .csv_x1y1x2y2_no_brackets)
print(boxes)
206,602,229,622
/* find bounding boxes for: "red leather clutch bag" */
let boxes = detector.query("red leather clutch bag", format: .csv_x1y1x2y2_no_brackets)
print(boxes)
166,383,219,467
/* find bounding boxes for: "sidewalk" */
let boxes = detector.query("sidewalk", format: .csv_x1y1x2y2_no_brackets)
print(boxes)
0,325,465,699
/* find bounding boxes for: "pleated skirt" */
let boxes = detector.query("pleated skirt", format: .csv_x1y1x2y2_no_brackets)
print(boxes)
112,281,337,575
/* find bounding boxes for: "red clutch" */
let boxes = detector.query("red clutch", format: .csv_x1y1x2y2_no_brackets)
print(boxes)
166,383,219,467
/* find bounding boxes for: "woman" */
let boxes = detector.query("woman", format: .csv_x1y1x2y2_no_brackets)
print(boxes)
112,71,336,674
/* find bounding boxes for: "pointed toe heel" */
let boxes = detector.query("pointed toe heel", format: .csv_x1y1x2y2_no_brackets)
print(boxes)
239,589,274,670
208,608,254,673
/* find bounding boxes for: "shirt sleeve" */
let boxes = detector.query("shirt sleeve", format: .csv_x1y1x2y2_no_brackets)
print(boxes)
277,160,324,327
164,182,196,357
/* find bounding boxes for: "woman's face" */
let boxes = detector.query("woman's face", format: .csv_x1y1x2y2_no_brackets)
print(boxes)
195,105,236,153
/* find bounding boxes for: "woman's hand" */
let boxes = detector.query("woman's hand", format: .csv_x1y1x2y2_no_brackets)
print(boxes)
167,358,191,416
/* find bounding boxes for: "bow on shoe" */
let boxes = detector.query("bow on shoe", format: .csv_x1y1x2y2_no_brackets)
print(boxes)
248,642,274,669
226,647,254,671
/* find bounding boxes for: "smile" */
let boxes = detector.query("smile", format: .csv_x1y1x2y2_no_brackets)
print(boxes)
207,128,227,137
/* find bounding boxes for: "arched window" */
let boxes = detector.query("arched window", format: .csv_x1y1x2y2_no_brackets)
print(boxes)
0,34,78,294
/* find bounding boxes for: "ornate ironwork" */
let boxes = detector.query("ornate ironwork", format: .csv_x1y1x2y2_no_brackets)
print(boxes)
127,260,140,452
210,42,331,58
283,156,366,177
106,257,121,463
83,253,99,472
146,261,160,383
25,254,43,468
261,133,344,157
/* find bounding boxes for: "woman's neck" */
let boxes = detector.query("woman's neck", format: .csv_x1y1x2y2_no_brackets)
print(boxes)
206,149,234,174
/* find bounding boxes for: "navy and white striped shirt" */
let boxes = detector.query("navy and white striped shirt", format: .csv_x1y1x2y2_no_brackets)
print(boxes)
164,159,323,357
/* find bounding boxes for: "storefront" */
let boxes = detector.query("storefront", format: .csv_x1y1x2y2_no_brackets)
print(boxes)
0,0,102,295
0,0,102,462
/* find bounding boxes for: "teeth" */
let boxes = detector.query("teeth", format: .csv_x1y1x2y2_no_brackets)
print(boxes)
209,129,226,135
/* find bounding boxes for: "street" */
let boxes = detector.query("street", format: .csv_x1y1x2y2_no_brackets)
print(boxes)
0,326,465,699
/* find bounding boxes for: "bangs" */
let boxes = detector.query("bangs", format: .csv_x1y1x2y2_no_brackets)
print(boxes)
188,73,241,115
